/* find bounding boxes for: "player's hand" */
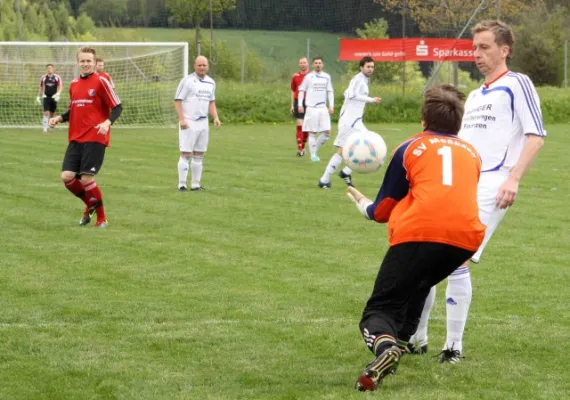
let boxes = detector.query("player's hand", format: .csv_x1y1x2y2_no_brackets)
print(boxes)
298,106,304,114
496,176,519,209
346,186,369,205
49,116,62,128
54,93,61,102
95,119,112,135
36,96,42,105
213,117,221,128
290,105,294,115
328,106,334,115
373,97,382,103
179,120,189,129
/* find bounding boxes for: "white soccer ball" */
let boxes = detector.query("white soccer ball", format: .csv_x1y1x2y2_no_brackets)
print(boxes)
342,130,388,174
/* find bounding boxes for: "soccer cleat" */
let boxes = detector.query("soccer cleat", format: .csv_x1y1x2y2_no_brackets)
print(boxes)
178,186,188,192
438,347,463,364
338,170,354,187
355,345,401,392
94,220,108,228
191,186,205,191
311,154,320,162
407,343,428,355
79,207,96,226
297,150,305,157
317,180,331,189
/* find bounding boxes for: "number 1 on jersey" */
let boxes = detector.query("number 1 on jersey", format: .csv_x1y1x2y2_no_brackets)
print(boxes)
437,146,453,186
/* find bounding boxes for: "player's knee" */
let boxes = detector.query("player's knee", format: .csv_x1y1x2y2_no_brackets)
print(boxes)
192,155,204,164
61,171,75,182
79,175,94,185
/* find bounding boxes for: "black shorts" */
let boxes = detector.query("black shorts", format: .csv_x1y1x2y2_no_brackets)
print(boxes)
43,96,57,113
292,98,305,119
62,141,106,176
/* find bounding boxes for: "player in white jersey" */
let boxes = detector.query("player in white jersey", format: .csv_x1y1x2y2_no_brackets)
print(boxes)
317,56,381,189
408,20,546,362
174,56,221,191
297,56,334,162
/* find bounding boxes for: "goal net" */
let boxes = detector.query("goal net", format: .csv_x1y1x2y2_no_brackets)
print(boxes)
0,42,188,128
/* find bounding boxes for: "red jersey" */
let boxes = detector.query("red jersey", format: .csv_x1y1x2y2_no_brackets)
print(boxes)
366,131,485,251
290,70,308,99
67,73,120,147
98,71,115,88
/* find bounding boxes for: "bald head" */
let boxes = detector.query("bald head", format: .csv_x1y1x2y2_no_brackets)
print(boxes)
298,57,308,72
194,56,209,78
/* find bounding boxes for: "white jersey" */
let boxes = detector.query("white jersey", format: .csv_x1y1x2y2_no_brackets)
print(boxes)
459,71,546,172
174,73,216,121
297,71,334,108
339,72,375,127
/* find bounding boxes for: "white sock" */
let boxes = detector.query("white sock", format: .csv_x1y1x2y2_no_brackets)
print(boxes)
177,156,190,188
341,166,352,175
42,116,48,131
320,153,343,183
410,286,436,347
191,156,204,188
445,267,472,353
316,133,330,153
309,133,318,156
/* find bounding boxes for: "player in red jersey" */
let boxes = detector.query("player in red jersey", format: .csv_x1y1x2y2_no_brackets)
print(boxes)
96,58,115,88
49,46,123,228
346,84,485,392
290,57,309,156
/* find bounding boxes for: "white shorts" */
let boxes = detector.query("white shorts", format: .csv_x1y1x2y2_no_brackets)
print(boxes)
179,119,209,153
471,169,510,263
302,107,331,133
334,118,366,147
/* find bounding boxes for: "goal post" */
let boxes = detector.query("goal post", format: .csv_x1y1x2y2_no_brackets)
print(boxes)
0,41,189,128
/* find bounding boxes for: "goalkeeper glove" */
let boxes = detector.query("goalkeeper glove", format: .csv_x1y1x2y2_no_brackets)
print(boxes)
36,96,42,105
346,187,373,219
54,93,61,102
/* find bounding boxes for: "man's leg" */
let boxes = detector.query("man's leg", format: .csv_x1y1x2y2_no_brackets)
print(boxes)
78,143,107,227
190,124,208,190
178,126,196,190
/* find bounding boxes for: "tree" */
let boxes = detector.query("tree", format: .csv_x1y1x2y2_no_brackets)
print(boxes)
379,0,527,35
167,0,237,54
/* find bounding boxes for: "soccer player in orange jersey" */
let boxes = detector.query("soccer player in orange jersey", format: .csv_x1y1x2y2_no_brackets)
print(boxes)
346,84,485,392
49,47,122,228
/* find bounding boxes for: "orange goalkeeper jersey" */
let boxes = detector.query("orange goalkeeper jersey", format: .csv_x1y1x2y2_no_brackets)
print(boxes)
366,131,485,251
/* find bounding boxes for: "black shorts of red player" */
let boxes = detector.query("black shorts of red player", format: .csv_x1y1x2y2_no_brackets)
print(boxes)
43,96,58,113
61,141,106,177
292,98,306,119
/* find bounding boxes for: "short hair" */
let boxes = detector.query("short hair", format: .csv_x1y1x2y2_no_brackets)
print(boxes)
46,63,53,68
359,56,374,67
95,57,104,63
472,20,515,59
77,46,96,59
421,84,466,135
312,56,323,62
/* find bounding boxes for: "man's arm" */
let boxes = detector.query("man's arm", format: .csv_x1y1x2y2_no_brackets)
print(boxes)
174,100,188,129
209,101,221,128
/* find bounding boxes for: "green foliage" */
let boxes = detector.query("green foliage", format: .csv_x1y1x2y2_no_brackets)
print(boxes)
167,0,236,27
79,0,128,26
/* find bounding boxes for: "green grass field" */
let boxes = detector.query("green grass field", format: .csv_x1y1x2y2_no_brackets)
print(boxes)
96,27,347,81
1,123,569,399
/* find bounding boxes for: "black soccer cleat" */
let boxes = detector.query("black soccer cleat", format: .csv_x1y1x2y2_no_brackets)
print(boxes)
190,186,205,191
178,186,188,192
338,170,354,187
297,150,306,157
79,202,100,226
355,345,401,392
407,342,428,355
317,180,331,189
438,347,463,364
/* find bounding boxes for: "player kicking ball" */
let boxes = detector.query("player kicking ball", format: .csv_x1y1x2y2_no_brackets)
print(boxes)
346,84,485,392
49,46,122,228
317,56,381,189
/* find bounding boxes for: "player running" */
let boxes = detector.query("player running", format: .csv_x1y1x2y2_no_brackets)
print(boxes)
317,56,381,189
290,57,310,156
297,56,334,162
37,64,62,134
346,84,485,392
409,20,546,363
174,55,221,192
49,46,123,228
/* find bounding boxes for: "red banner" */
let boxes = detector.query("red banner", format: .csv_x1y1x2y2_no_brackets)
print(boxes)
339,38,475,62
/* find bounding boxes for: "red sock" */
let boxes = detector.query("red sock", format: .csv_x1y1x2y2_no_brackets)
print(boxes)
84,181,106,222
302,131,309,146
296,125,304,151
64,178,89,206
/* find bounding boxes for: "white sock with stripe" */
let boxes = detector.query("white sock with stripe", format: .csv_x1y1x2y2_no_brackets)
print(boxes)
410,285,436,348
444,266,472,353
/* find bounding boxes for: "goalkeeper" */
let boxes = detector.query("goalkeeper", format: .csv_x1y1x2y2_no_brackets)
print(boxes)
36,64,62,134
